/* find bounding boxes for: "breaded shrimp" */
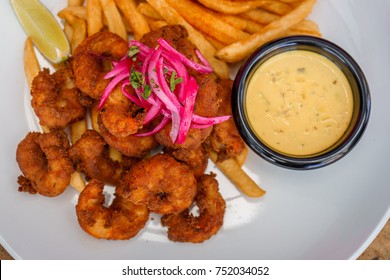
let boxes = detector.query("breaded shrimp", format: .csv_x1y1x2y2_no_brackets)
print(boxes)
69,130,138,185
72,31,128,100
205,79,245,161
118,154,197,214
98,116,158,158
16,131,74,197
76,179,149,240
164,145,209,178
31,67,86,130
99,85,145,138
161,173,226,243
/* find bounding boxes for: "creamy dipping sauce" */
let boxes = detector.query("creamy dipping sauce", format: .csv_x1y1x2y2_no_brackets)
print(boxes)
246,50,354,156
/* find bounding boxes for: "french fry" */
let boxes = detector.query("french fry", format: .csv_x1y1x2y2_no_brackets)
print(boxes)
70,119,88,144
200,32,227,50
23,38,40,90
146,0,229,79
291,19,321,35
215,0,316,63
209,150,265,197
235,145,248,167
86,0,103,36
197,0,288,15
257,0,292,16
68,0,85,6
70,17,87,51
114,0,150,40
70,172,86,192
99,0,127,39
137,2,162,20
147,19,168,31
90,104,100,132
57,11,87,52
63,22,74,42
166,0,250,45
240,8,280,25
58,6,87,20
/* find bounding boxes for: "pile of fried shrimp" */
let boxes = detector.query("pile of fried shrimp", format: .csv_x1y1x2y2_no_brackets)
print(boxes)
16,25,257,243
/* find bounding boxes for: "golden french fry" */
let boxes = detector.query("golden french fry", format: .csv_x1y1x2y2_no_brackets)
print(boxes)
147,19,168,31
146,0,229,79
70,17,87,51
64,22,73,42
99,0,127,39
240,18,264,34
23,38,40,89
90,105,100,132
68,0,85,6
115,0,150,40
197,0,287,15
86,0,103,36
70,119,88,144
166,0,250,45
240,8,280,25
215,0,317,63
70,172,86,192
257,0,292,15
109,147,122,162
209,150,265,197
137,2,162,20
58,6,87,20
200,32,227,50
292,19,321,34
235,145,248,167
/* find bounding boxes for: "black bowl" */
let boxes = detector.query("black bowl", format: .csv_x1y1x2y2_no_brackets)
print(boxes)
232,36,371,170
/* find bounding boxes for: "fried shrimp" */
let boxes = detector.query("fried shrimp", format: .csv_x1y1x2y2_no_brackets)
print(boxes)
76,179,149,240
164,145,209,178
161,173,226,243
31,67,86,130
16,130,74,197
72,31,128,100
69,130,137,185
98,116,158,158
205,79,245,161
118,154,197,214
99,85,145,138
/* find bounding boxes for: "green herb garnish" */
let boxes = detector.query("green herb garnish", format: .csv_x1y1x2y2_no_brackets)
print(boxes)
169,71,183,92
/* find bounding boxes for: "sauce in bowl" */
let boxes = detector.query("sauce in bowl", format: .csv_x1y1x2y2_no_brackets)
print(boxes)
246,50,354,156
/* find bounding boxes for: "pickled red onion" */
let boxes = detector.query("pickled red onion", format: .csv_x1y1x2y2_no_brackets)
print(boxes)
99,38,230,144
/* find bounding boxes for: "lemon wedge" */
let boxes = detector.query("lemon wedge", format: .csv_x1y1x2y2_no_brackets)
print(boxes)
11,0,70,64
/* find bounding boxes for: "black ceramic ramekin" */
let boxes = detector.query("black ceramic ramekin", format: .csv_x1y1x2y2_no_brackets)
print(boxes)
232,36,371,170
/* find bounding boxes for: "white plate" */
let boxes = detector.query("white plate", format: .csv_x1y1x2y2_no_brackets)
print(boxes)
0,0,389,260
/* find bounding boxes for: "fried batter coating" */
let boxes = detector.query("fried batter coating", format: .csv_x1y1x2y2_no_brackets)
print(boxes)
204,79,245,161
72,31,128,100
164,145,209,178
17,175,37,194
161,173,226,243
118,154,197,215
99,85,145,138
98,115,158,158
76,179,149,240
31,67,86,130
69,130,138,185
16,131,74,197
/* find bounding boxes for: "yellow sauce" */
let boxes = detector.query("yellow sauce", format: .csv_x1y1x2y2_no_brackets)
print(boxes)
246,50,354,156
